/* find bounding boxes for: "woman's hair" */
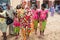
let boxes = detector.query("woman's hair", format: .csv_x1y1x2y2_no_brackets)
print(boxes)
34,4,37,8
16,4,21,9
41,3,46,8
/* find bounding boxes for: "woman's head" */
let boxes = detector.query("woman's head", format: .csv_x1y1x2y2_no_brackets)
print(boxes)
33,4,37,10
16,5,21,9
6,4,10,10
41,3,46,10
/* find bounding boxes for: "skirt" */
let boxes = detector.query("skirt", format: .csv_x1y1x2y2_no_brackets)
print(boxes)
14,27,20,34
33,20,38,29
41,21,46,31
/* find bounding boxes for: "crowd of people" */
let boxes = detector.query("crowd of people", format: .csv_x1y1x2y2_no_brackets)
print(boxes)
0,3,49,40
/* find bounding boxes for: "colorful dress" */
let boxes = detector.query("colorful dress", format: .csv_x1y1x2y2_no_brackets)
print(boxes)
32,9,39,29
17,8,26,39
17,8,26,28
39,9,48,31
24,15,31,28
13,17,20,34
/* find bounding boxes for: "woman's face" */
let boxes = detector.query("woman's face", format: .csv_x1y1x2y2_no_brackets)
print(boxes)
33,6,36,10
7,6,10,10
21,4,25,9
41,6,45,10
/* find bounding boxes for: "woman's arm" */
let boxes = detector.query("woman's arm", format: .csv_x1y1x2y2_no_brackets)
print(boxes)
46,10,48,19
46,13,48,19
0,15,6,18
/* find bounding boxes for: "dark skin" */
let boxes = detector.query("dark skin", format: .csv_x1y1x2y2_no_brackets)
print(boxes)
39,6,48,37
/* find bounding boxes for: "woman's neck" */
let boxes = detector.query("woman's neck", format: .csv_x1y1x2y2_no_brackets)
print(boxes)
34,9,36,11
42,9,45,11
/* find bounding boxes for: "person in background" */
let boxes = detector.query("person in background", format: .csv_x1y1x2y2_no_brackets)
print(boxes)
39,3,48,38
0,6,7,40
6,4,15,35
58,5,60,14
50,5,55,16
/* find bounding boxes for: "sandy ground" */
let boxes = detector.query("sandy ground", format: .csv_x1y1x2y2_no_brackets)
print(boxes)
0,12,60,40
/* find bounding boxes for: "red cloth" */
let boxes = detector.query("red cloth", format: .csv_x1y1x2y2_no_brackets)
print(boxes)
13,17,20,27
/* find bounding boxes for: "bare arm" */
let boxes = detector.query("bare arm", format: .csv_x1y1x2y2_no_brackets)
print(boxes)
46,13,48,18
0,15,6,18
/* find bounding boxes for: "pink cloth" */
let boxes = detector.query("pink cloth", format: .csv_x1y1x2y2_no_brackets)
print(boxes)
13,17,20,27
39,9,48,20
32,9,39,20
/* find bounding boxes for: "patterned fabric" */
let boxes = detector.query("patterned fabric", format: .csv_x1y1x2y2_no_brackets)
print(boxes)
20,17,26,28
17,8,26,18
24,15,31,28
17,8,26,28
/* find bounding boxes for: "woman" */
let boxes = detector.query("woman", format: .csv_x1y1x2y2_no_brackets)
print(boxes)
39,4,48,37
13,13,20,39
16,4,26,40
24,7,32,40
0,6,7,40
32,5,39,35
